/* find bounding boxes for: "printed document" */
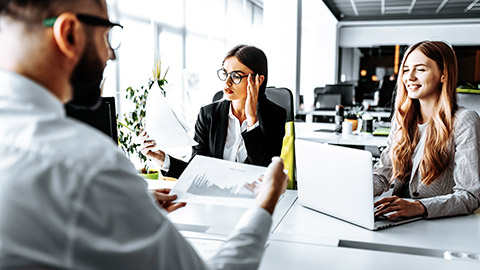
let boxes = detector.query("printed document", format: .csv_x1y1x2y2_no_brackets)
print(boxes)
171,155,267,207
145,83,197,150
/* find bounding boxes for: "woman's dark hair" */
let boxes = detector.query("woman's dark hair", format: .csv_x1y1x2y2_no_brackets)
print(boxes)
223,44,268,100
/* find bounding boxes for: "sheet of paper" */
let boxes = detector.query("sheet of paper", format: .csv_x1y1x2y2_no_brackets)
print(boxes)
145,83,197,150
171,155,267,207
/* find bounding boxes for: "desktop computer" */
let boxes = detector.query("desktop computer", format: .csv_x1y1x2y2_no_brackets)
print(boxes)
65,97,118,143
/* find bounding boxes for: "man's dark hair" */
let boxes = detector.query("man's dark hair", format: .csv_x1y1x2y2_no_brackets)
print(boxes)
0,0,103,30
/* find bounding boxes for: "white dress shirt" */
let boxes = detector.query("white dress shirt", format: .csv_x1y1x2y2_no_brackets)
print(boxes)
223,105,259,162
0,70,272,269
162,104,259,170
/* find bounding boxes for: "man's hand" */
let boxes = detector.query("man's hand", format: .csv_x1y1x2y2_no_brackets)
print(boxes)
255,157,289,215
153,188,186,213
374,195,426,219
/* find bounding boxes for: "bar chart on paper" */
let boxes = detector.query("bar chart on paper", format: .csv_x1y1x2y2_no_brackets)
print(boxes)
186,173,255,199
171,155,266,207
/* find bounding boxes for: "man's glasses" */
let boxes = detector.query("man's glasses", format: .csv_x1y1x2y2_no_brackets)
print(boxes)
217,69,250,85
43,13,123,50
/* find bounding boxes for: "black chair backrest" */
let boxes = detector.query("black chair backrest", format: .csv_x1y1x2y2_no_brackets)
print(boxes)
212,91,224,102
265,87,294,122
212,88,294,122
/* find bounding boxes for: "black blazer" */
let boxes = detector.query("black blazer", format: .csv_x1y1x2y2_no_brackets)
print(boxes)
165,99,286,178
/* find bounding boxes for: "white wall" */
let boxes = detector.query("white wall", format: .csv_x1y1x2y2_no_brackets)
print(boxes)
339,19,480,48
299,0,338,110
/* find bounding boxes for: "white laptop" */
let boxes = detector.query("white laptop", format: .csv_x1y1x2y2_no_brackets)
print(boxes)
295,139,422,230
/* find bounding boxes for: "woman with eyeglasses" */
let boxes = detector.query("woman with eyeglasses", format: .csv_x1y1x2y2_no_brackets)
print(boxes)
373,40,480,220
141,45,286,178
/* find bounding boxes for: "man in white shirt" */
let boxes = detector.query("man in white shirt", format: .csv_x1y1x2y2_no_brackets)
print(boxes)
0,0,288,269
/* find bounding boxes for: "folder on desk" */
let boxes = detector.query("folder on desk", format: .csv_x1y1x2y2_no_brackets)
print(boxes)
373,127,390,136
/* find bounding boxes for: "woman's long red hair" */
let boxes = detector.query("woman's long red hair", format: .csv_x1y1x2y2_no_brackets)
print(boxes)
392,41,458,185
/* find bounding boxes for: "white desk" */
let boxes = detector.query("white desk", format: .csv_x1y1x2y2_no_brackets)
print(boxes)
305,110,391,120
274,196,480,257
258,240,480,270
295,122,388,147
145,174,480,268
167,190,297,236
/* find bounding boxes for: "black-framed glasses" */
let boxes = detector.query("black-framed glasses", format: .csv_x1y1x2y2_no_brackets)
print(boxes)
43,13,124,50
217,69,250,85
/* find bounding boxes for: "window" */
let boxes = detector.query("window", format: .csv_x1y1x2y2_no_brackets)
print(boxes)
106,0,264,128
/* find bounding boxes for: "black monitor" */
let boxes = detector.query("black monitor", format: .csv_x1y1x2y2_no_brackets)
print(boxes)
377,76,396,109
65,97,118,143
324,84,355,106
314,94,341,110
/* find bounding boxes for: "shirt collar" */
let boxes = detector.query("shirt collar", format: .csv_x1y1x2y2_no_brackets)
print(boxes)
0,69,65,117
228,103,235,119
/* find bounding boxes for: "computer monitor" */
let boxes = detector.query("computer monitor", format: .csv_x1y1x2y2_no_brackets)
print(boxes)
324,84,355,106
65,97,118,143
314,94,341,110
377,76,396,109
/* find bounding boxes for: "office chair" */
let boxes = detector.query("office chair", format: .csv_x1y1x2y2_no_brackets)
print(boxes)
265,87,296,189
458,92,480,116
212,91,224,102
211,87,297,189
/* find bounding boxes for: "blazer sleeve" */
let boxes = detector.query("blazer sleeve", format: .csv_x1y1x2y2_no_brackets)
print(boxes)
242,101,286,167
419,109,480,218
164,106,211,178
372,120,397,196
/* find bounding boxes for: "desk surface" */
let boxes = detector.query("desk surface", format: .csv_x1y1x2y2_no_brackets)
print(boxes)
145,168,480,267
167,190,297,236
274,196,480,255
295,122,388,147
300,110,391,119
259,240,479,270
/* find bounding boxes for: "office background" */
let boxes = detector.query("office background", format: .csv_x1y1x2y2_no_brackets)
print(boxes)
102,0,480,156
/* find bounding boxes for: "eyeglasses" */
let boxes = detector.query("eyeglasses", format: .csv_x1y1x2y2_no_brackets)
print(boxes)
43,13,124,50
217,69,250,85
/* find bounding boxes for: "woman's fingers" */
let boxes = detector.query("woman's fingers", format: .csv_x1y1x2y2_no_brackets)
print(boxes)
375,205,402,217
374,195,399,207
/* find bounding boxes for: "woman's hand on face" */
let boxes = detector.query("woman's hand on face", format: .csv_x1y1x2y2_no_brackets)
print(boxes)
374,195,426,219
140,130,166,166
245,74,262,127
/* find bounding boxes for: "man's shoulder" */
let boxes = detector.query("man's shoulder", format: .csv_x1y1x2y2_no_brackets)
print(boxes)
35,117,127,172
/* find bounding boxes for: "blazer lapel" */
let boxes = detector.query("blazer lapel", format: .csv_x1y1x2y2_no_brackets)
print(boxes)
214,101,230,159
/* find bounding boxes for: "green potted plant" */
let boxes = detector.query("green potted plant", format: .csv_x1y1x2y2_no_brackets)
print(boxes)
117,59,169,179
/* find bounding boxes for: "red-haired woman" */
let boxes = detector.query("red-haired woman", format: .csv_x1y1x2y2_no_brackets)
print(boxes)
373,40,480,219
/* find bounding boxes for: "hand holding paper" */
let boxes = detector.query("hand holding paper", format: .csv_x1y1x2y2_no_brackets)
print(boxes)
144,83,197,150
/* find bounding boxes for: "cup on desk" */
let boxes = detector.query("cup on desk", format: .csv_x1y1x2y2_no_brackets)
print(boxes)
342,121,353,137
306,113,313,123
362,113,374,134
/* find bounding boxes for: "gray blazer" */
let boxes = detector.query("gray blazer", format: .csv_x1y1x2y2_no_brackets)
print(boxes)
373,107,480,218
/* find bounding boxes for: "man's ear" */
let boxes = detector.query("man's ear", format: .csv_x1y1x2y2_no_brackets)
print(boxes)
52,13,84,60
